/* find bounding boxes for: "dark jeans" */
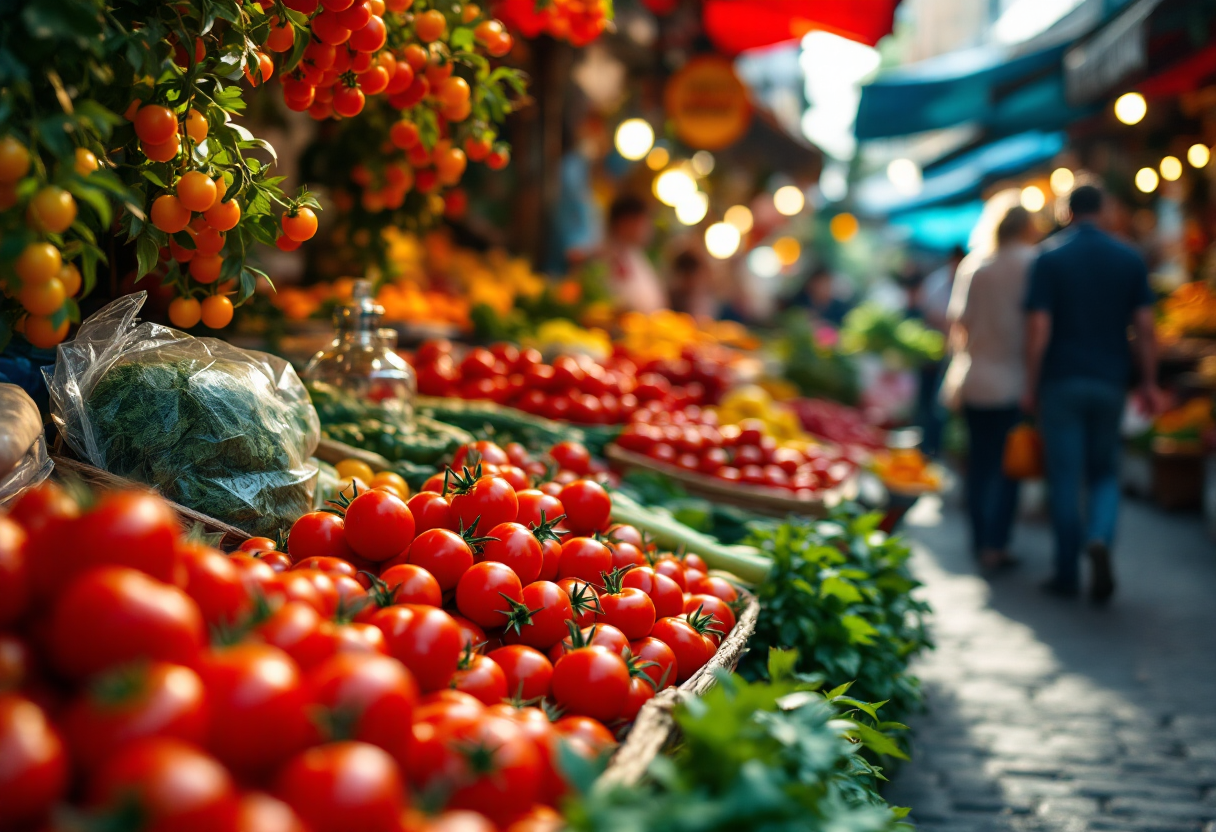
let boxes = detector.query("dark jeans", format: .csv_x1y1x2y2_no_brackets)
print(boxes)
1038,378,1124,591
916,361,946,457
963,405,1022,555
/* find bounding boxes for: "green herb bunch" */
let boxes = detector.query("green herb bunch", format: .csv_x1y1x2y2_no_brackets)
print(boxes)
564,650,910,832
739,509,932,726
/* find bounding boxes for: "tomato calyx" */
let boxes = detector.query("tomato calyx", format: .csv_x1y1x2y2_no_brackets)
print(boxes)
313,704,363,743
563,579,603,621
684,604,725,640
598,566,635,596
85,661,152,705
455,516,495,554
452,640,488,671
496,592,545,637
445,464,484,496
319,480,362,518
528,510,565,545
620,648,662,689
360,572,398,610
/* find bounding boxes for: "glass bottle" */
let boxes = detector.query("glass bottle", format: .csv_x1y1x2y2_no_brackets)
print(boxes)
303,279,415,421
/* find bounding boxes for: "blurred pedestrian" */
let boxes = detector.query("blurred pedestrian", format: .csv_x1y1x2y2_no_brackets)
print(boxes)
1023,185,1164,602
943,206,1038,571
787,265,851,326
605,195,666,314
668,249,719,320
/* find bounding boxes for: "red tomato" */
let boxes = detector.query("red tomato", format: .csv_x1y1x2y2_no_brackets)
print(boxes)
236,792,310,832
180,544,252,628
683,553,708,573
292,556,359,580
548,622,629,664
557,537,612,586
514,489,563,530
0,517,27,626
650,617,713,683
701,575,739,602
238,536,278,553
255,601,335,670
449,652,508,705
271,569,337,617
629,636,678,689
327,621,389,659
368,604,463,692
621,675,655,721
552,715,617,755
196,644,311,777
66,491,181,586
557,480,611,535
448,614,486,653
555,577,602,627
0,634,30,692
306,653,419,762
551,646,629,722
456,561,523,629
377,563,442,606
90,738,239,832
485,645,552,701
452,440,509,469
412,715,541,824
459,348,497,379
684,594,736,643
406,528,474,592
449,475,518,534
652,556,687,590
343,489,415,562
49,567,205,680
537,538,562,582
0,695,67,829
61,662,207,770
548,441,590,476
597,584,656,641
275,741,406,832
621,566,683,619
288,511,354,562
502,580,573,650
481,521,542,584
608,540,646,570
407,491,452,533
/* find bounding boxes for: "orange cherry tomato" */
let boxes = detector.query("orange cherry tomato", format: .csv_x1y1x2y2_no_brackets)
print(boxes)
169,296,203,329
24,315,69,349
189,254,224,284
201,295,234,329
134,105,177,145
204,199,241,232
150,195,192,234
281,207,318,242
176,171,218,213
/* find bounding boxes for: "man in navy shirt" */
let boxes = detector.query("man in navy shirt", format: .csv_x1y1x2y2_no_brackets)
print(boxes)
1023,185,1162,602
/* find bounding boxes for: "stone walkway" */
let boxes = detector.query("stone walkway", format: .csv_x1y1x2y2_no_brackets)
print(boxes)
884,492,1216,832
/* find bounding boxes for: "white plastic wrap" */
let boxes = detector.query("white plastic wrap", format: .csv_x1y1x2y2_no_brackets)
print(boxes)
45,293,320,537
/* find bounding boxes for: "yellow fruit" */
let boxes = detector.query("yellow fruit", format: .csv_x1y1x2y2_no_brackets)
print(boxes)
29,187,78,234
15,243,62,285
0,137,31,182
74,147,99,176
18,277,66,316
168,296,202,329
336,459,376,483
24,314,69,349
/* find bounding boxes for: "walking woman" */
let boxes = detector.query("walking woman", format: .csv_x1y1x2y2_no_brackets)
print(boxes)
943,206,1039,570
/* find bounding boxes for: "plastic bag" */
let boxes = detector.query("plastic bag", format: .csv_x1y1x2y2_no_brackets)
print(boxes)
1003,422,1043,480
46,292,320,537
0,383,52,508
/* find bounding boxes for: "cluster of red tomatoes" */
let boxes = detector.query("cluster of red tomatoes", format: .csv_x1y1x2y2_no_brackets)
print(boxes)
410,340,715,425
0,440,738,832
494,0,609,46
615,410,859,494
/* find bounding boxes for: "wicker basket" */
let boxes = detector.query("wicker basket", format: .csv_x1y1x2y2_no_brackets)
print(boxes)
596,590,760,789
49,453,252,550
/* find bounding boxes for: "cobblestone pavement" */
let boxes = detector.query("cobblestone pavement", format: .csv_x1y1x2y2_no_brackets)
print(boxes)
884,493,1216,832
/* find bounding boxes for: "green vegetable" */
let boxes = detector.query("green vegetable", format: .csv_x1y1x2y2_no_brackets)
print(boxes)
740,509,932,724
418,397,621,457
86,358,318,538
608,491,771,584
839,303,944,367
564,649,910,832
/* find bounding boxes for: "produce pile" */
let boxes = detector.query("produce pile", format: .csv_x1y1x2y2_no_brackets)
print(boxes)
411,339,731,424
615,407,858,494
0,426,745,831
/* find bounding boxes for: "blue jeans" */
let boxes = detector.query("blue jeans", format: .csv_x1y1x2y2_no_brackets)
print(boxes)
916,361,946,457
963,406,1021,555
1038,378,1124,590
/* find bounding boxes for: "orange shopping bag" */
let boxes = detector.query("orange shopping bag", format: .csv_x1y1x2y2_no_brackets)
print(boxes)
1003,423,1043,479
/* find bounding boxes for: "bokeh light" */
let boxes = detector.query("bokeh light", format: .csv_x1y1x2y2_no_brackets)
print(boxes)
1159,156,1182,181
654,168,696,207
724,204,753,233
614,118,655,161
645,146,670,170
1187,144,1210,168
773,185,806,216
675,191,709,226
1135,167,1159,193
1020,185,1046,212
773,236,801,265
829,212,859,242
1049,168,1074,195
1114,92,1146,125
705,222,742,259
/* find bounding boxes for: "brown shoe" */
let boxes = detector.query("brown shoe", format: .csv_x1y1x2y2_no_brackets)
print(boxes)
1087,541,1115,604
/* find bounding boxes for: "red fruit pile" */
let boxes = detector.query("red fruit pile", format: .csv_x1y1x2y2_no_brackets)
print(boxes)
410,339,723,424
494,0,610,46
0,441,738,830
616,410,859,494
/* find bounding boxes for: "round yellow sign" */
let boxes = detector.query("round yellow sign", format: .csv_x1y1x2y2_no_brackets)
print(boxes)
665,56,752,151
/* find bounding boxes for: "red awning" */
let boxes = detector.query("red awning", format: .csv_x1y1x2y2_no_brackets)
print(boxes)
1138,44,1216,98
702,0,900,55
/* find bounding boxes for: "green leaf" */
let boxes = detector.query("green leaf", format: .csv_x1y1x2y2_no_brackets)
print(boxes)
821,575,863,605
135,233,160,279
841,614,878,645
766,648,799,682
849,722,909,760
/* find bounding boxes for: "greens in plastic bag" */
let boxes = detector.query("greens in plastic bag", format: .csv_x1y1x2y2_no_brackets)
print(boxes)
45,293,320,538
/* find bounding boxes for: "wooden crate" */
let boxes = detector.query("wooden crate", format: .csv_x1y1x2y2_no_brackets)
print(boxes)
605,445,855,518
597,590,760,788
